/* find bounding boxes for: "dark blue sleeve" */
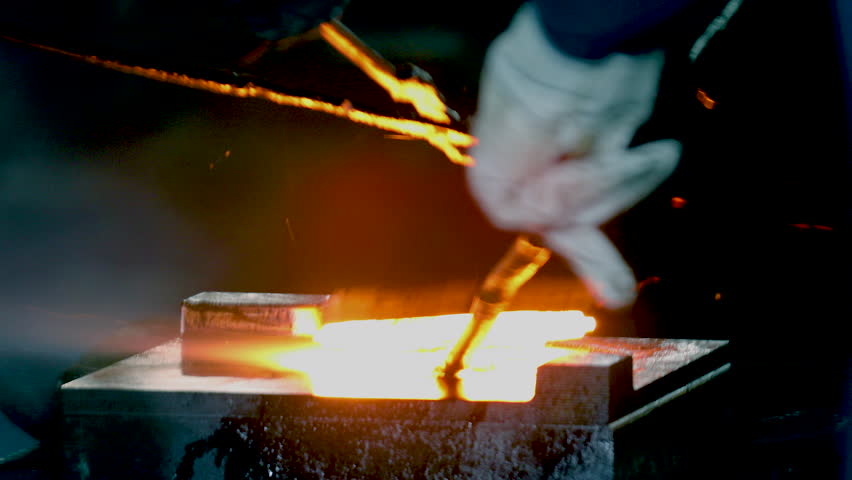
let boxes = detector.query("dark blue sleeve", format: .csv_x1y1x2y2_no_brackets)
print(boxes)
226,0,349,40
0,0,348,71
831,0,852,225
532,0,711,59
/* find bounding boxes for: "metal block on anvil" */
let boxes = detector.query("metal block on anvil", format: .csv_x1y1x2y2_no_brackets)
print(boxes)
61,334,729,480
180,291,330,377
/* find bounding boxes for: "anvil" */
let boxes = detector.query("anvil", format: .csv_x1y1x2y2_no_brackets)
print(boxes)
61,292,730,480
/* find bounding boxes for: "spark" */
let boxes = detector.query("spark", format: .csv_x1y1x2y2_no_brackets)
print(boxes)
790,224,834,231
285,218,295,241
696,89,717,110
637,276,661,289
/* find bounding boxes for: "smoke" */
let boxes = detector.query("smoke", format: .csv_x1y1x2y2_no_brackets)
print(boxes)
0,44,224,447
1,158,209,345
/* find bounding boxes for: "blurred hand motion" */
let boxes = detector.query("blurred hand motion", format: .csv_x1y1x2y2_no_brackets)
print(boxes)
467,3,681,309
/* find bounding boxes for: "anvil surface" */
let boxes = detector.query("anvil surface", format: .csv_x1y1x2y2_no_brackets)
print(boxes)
62,337,729,480
63,337,728,423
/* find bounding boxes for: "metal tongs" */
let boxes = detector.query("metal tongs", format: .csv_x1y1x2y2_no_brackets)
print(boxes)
317,20,460,126
0,19,474,165
438,236,551,399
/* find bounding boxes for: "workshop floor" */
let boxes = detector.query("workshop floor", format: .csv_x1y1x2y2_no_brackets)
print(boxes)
1,0,849,478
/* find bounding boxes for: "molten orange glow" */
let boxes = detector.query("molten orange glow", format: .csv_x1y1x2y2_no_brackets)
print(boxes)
671,196,687,209
791,223,834,231
319,21,452,125
637,276,661,290
259,311,595,402
8,37,475,166
291,307,322,336
696,88,717,110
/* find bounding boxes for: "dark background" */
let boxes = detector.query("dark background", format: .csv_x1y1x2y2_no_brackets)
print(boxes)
1,0,849,477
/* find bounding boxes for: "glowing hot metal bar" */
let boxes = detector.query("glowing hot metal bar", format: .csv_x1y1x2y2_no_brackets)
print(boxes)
272,311,596,402
179,303,596,402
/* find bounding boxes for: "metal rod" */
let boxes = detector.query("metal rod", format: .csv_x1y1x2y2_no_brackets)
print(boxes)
439,235,551,398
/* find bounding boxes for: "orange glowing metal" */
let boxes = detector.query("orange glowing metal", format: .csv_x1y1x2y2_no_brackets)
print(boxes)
319,20,452,125
4,37,475,166
265,311,595,402
696,88,717,110
291,307,322,336
671,196,687,209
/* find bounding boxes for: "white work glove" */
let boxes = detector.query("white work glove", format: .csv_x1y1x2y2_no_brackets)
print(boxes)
468,3,681,309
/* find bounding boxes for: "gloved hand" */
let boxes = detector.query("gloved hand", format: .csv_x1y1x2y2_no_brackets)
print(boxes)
468,3,681,309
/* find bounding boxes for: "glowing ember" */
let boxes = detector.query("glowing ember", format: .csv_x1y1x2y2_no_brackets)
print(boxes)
696,88,717,110
266,311,595,402
2,36,475,166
